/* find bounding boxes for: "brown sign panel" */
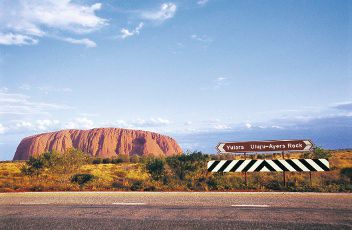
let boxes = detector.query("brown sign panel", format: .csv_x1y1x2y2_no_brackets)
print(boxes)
217,140,314,153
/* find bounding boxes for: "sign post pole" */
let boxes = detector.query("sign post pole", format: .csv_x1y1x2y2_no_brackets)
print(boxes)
244,152,247,186
282,151,286,187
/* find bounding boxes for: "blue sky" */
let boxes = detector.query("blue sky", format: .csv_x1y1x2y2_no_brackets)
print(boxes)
0,0,351,160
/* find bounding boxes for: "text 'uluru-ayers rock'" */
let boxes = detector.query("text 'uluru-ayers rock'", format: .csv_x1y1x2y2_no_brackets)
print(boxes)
13,128,183,160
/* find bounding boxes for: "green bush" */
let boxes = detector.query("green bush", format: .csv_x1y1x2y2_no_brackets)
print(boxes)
117,154,130,163
111,158,122,164
130,155,140,163
21,151,60,175
264,180,282,190
340,168,352,183
92,158,102,164
301,147,331,159
166,151,209,180
71,173,94,188
130,181,144,191
143,185,157,191
102,158,112,164
146,158,165,181
112,181,127,190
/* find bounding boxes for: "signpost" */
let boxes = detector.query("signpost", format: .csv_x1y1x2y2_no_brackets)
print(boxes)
216,140,314,154
213,139,320,187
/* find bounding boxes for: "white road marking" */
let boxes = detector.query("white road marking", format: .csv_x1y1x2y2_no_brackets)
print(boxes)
231,204,270,207
112,202,146,205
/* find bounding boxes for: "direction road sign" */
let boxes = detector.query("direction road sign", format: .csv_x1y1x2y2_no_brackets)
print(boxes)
216,140,314,153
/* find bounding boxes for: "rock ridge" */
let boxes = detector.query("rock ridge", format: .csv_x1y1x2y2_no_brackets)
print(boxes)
13,128,182,160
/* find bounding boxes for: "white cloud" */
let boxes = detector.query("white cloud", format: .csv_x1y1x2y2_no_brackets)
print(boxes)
207,119,232,130
179,142,200,150
0,87,9,92
102,118,172,131
0,124,7,134
133,118,171,127
197,0,209,6
15,121,33,129
19,85,73,93
245,123,252,129
216,77,226,81
0,33,38,45
184,121,193,126
213,124,231,130
120,22,144,39
214,77,229,89
0,0,107,46
0,88,71,115
141,3,177,22
19,84,31,90
120,29,133,39
64,117,94,129
191,34,213,44
36,119,60,130
37,86,73,93
333,101,352,111
13,119,60,131
61,37,96,48
200,77,229,90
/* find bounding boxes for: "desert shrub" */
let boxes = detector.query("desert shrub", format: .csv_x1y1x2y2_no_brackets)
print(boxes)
21,149,90,176
206,176,221,190
115,171,127,178
314,148,332,159
111,181,127,190
29,185,44,191
166,151,209,180
146,158,165,181
25,149,90,174
301,147,331,159
142,181,158,191
144,186,156,191
117,154,130,163
21,151,60,175
206,173,245,190
57,149,90,174
92,158,102,164
71,173,94,188
102,158,112,164
130,181,144,191
130,155,140,163
340,167,352,183
264,180,283,190
111,158,122,164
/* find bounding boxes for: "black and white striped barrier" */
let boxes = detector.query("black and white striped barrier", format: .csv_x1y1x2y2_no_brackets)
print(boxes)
207,159,329,172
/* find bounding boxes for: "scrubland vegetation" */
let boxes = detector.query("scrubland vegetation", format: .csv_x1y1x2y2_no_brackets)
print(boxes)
0,148,351,192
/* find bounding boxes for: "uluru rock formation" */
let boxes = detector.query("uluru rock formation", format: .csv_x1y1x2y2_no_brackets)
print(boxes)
13,128,182,160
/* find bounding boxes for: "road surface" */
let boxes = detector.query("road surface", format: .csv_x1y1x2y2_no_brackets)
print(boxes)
0,192,351,229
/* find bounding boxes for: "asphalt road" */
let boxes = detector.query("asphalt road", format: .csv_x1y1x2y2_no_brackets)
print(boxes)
0,192,351,229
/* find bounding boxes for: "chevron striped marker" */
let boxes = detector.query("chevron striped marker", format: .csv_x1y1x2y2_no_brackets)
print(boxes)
207,159,329,172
